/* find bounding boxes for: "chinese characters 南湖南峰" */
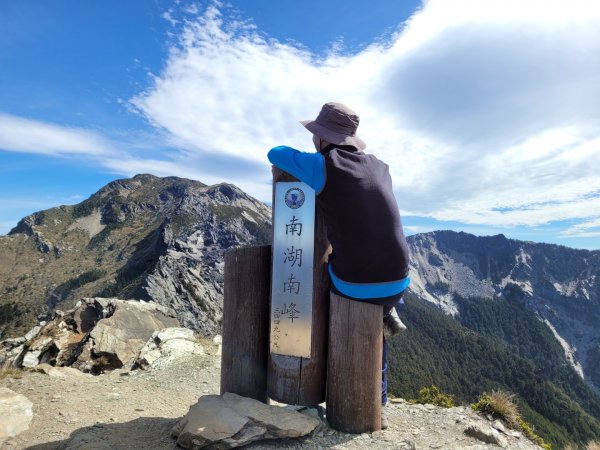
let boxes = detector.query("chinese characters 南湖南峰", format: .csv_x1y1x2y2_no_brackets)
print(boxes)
283,246,303,267
285,216,303,236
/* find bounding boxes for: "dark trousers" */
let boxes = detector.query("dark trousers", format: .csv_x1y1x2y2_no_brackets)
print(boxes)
382,305,392,405
382,335,389,405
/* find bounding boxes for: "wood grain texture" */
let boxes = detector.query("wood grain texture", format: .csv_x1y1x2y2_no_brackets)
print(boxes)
267,166,331,406
326,291,383,433
221,245,271,403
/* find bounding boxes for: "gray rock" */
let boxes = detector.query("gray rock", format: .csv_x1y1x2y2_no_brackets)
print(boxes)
0,387,33,439
171,392,320,449
464,422,507,447
87,299,179,371
491,419,507,433
4,337,26,346
21,351,41,368
29,336,53,352
156,327,196,342
0,338,26,368
24,325,41,341
134,327,203,370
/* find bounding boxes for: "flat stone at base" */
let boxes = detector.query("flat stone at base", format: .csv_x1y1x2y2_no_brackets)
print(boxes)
172,392,320,449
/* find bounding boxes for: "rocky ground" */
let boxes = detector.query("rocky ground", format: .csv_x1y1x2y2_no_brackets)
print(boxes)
2,338,541,450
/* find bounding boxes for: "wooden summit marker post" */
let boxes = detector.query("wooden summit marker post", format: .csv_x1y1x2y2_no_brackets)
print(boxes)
220,245,271,403
327,292,383,432
267,168,330,406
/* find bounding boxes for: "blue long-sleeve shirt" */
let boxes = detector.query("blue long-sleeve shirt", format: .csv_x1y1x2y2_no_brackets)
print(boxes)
268,145,410,305
267,146,326,193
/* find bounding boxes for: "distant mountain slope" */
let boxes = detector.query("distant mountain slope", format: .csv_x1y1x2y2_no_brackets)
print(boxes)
387,293,600,449
0,174,271,338
406,231,600,394
3,177,600,446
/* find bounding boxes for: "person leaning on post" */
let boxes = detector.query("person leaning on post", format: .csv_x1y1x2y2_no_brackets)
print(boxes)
267,102,410,430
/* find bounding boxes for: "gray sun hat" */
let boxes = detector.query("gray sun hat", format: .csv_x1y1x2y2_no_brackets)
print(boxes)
300,102,367,150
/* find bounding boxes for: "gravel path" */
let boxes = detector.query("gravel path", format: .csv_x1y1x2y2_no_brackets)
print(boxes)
1,339,540,450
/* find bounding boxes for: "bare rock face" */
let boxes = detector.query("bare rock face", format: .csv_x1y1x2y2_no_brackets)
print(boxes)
407,230,600,393
133,327,203,370
171,392,320,449
88,300,179,371
464,422,508,447
1,175,272,341
0,388,33,440
0,297,180,374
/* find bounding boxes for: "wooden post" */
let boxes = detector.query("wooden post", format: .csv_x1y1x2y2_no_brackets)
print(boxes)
267,168,331,406
220,245,271,403
327,291,383,433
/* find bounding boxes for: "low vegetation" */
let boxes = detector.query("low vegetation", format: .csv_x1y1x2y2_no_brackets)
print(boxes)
472,390,519,427
413,385,455,408
0,364,24,379
472,390,550,450
387,294,600,449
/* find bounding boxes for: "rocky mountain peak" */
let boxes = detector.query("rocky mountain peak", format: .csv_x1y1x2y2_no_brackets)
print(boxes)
0,175,272,339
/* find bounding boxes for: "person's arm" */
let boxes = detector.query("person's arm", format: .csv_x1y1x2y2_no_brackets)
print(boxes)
267,145,326,193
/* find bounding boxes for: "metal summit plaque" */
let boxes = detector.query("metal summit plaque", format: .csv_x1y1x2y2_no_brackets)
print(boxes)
270,181,315,358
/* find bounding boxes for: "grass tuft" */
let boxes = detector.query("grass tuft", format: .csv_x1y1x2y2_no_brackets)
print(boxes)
472,390,519,427
0,364,24,379
472,390,551,450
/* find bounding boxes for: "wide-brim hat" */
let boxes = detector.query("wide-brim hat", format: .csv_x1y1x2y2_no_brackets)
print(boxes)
300,102,367,150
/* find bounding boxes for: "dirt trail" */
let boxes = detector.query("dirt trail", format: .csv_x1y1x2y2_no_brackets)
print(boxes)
2,338,539,450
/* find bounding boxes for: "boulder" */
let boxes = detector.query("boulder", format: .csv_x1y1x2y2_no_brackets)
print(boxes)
464,422,508,447
134,327,203,370
87,299,179,372
0,388,33,440
24,325,41,341
21,351,41,368
171,392,320,449
4,344,25,368
491,419,508,434
155,327,197,342
0,298,180,374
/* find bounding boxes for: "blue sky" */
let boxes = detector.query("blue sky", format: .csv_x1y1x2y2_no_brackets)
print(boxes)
1,0,599,250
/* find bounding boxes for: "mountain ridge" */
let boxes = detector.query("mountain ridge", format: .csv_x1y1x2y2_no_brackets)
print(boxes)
0,174,271,338
2,174,600,447
407,229,600,390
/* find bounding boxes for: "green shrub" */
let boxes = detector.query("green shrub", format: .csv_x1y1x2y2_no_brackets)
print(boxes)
518,417,552,450
414,385,455,408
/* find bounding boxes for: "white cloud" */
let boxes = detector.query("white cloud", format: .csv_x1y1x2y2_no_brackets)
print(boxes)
129,0,600,235
0,113,114,156
162,10,179,27
561,218,600,238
